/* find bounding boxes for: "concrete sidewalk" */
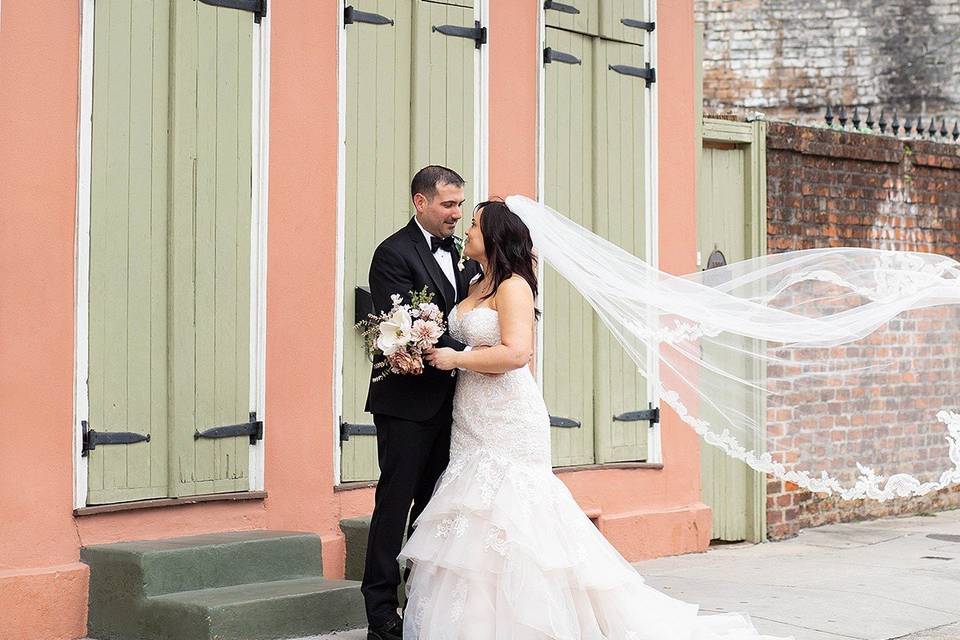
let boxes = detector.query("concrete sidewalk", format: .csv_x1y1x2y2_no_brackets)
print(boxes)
305,509,960,640
635,509,960,639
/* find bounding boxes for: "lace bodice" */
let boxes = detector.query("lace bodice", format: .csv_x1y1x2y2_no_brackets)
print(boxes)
443,306,552,476
449,304,502,348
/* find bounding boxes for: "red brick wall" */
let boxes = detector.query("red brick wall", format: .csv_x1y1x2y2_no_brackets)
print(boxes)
764,121,960,539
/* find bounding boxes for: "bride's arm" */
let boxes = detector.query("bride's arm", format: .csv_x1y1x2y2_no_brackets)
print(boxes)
426,276,535,374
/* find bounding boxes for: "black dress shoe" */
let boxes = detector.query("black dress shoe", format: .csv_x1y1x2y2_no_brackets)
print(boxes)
368,616,403,640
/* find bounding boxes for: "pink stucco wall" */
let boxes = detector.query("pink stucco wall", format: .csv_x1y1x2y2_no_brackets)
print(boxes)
0,2,703,638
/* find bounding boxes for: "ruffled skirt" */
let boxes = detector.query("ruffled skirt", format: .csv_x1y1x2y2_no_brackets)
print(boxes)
399,448,790,640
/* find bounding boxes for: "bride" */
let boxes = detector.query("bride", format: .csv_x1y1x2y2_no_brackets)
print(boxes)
411,199,787,640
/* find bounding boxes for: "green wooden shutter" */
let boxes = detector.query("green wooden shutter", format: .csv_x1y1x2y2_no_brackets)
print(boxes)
167,0,254,497
543,27,596,467
592,38,649,463
87,0,171,505
340,0,415,483
340,0,477,483
411,0,475,215
599,0,648,45
545,0,599,37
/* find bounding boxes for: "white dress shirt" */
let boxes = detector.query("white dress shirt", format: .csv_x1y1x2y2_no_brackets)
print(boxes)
413,217,472,358
414,216,458,294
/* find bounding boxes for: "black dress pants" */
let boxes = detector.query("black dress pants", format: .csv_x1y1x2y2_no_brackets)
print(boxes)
360,389,453,626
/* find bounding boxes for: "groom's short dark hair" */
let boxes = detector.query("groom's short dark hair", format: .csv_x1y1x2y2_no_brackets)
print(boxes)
411,165,465,202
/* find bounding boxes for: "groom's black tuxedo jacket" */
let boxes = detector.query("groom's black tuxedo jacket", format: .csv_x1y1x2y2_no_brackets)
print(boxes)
365,217,482,422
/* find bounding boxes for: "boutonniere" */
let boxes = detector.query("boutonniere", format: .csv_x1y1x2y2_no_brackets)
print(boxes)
454,236,466,271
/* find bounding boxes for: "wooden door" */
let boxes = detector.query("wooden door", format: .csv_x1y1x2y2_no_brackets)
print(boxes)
697,118,767,542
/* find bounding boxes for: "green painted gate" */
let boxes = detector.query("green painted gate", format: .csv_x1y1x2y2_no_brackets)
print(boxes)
340,0,480,482
696,117,767,542
85,0,259,504
542,0,653,468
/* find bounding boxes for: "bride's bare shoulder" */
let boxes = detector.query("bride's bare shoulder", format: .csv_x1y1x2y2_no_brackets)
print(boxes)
494,275,535,307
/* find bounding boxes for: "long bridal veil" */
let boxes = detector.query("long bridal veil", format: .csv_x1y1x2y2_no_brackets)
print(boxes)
506,195,960,501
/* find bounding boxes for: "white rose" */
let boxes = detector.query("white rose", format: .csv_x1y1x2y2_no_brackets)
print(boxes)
376,307,412,355
418,302,441,321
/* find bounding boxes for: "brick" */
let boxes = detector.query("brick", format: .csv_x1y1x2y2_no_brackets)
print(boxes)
758,118,960,540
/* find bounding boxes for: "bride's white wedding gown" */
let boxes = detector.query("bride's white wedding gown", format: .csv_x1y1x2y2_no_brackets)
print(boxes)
400,306,790,640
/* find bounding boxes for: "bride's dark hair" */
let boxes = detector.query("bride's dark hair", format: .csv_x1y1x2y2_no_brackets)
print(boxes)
475,199,541,319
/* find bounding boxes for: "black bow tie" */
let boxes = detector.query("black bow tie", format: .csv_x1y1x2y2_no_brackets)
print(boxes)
430,235,456,253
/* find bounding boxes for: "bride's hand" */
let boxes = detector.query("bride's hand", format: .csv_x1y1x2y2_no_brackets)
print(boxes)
424,346,459,371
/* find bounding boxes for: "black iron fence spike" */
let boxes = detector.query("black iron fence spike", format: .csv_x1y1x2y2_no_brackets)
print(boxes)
822,103,956,143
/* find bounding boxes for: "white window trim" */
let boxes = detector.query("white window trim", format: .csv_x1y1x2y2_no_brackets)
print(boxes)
643,0,662,464
73,0,270,508
333,0,491,485
249,6,271,492
333,1,347,485
536,0,662,464
73,0,95,509
535,0,546,391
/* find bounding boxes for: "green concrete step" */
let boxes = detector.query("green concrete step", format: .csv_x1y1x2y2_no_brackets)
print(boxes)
339,515,405,608
81,530,364,640
82,530,324,596
338,517,371,582
148,577,365,640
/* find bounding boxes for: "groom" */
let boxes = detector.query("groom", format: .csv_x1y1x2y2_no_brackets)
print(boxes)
361,165,481,640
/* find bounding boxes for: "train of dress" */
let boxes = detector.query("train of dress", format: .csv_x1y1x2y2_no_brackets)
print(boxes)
399,446,790,640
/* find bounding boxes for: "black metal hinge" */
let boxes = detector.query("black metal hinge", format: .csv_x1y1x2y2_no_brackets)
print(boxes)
432,21,487,49
81,421,150,457
340,419,377,441
199,0,267,23
612,404,660,426
544,0,581,15
621,18,655,31
543,47,581,65
195,412,264,445
549,415,581,428
344,5,393,26
609,62,656,87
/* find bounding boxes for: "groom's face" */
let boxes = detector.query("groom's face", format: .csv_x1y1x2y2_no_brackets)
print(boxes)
414,182,465,238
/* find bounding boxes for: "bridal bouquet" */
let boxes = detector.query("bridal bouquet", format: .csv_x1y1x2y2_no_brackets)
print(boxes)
356,287,446,381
